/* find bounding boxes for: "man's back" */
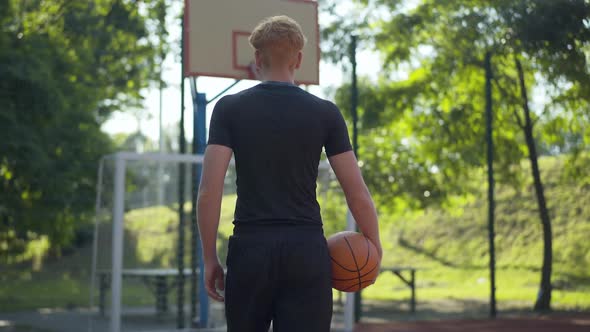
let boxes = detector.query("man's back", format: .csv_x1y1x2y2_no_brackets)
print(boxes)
208,81,351,226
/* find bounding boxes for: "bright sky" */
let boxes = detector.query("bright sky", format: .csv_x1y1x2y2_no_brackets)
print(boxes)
101,2,382,146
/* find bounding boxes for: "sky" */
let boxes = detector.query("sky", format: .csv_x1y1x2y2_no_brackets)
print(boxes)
101,1,382,147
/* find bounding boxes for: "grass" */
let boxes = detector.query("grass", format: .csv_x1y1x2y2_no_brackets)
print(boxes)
0,155,589,314
359,155,590,311
364,265,590,311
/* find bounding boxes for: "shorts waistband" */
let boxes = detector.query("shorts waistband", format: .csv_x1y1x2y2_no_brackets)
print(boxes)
233,223,323,235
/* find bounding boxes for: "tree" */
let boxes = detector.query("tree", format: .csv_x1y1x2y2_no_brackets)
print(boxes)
498,0,590,311
0,0,169,260
328,0,590,310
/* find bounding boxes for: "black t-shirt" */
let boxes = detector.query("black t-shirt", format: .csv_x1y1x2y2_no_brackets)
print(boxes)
208,81,352,226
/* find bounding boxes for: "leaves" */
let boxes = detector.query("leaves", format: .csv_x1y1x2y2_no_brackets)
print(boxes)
323,0,590,213
0,0,170,259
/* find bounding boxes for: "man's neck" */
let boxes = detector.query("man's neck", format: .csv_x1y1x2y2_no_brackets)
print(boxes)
261,69,295,84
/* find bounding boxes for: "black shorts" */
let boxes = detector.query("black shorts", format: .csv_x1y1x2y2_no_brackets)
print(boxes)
224,225,333,332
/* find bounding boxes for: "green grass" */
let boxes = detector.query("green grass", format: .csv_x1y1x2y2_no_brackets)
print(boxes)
360,155,590,311
0,199,236,312
1,155,589,313
363,265,590,311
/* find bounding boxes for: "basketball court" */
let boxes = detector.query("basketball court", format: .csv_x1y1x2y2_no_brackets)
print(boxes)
3,304,589,332
353,315,590,332
85,1,589,332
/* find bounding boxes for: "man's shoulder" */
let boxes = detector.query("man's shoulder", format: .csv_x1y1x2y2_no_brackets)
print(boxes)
302,90,333,106
216,84,340,113
290,88,340,113
212,93,242,118
216,93,241,107
303,93,341,117
215,85,261,106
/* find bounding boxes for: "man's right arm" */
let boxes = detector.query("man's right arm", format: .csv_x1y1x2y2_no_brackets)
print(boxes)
328,151,382,258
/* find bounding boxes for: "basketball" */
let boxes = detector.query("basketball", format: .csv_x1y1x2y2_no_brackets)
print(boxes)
327,231,380,292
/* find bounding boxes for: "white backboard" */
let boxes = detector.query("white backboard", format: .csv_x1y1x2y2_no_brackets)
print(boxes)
184,0,320,85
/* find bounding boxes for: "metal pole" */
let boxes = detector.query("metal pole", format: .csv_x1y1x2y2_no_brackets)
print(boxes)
485,51,497,318
177,13,187,329
110,156,125,332
157,64,165,206
190,77,209,327
159,75,164,153
88,158,105,332
350,35,359,158
350,34,362,324
190,78,198,324
344,211,356,332
196,92,208,327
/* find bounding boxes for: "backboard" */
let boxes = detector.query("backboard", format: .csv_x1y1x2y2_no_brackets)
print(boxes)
184,0,319,85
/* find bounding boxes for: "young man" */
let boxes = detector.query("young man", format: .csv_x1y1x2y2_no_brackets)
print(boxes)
197,15,381,332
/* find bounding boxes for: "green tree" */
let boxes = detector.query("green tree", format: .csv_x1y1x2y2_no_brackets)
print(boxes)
497,0,590,311
0,0,169,259
328,0,590,310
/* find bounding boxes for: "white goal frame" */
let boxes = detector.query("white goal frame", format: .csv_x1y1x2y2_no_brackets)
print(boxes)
90,151,355,332
91,152,208,332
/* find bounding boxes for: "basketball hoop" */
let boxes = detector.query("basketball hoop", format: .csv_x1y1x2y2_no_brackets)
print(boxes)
184,0,319,85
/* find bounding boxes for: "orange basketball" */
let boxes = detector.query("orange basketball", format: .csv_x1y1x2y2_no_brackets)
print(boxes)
327,231,380,292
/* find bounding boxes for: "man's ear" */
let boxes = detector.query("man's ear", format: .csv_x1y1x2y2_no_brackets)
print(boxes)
255,49,264,70
294,51,303,69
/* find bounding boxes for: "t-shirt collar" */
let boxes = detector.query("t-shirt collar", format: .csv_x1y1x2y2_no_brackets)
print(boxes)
260,80,297,87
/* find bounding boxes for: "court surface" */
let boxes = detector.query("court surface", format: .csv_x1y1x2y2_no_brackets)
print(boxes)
353,314,590,332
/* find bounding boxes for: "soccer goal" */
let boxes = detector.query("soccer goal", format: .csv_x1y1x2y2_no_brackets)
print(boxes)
89,152,229,332
89,151,354,332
